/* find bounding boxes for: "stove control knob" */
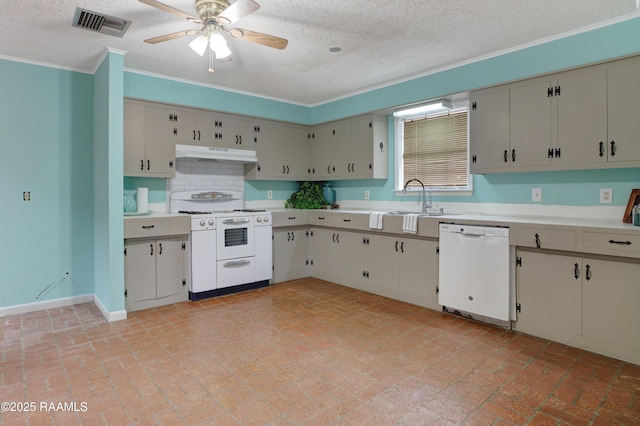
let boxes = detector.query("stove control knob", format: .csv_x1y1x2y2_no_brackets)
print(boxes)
208,219,215,226
256,217,263,223
199,219,206,227
263,216,270,223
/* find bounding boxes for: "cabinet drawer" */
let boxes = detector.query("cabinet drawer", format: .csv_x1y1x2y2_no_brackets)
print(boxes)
513,226,577,250
124,216,190,239
272,212,308,227
308,212,334,226
582,231,640,257
332,213,369,230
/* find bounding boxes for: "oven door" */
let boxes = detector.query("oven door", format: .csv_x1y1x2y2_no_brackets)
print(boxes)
216,216,255,260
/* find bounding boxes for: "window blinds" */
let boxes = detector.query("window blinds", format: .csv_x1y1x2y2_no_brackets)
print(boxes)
402,110,468,188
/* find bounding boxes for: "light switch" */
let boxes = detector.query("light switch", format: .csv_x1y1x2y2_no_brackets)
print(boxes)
532,188,542,202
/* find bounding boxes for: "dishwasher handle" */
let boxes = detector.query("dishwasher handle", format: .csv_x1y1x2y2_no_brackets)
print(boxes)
455,230,492,238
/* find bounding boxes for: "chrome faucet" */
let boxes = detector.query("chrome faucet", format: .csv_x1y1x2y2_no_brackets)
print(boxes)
402,179,432,214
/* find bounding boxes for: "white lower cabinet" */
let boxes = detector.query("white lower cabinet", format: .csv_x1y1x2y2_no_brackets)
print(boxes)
515,249,640,364
272,228,309,283
365,235,439,310
124,237,188,312
308,227,365,286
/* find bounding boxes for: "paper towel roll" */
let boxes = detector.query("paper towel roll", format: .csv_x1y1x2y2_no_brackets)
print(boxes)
136,188,149,212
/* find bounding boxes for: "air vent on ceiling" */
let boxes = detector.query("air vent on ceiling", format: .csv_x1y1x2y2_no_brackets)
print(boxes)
72,8,131,38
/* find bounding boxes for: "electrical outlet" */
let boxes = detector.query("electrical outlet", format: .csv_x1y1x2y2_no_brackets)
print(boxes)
532,188,542,202
23,191,30,201
600,188,613,204
364,190,370,200
267,190,273,199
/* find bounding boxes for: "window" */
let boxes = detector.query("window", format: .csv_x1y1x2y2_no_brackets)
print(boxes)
396,107,471,193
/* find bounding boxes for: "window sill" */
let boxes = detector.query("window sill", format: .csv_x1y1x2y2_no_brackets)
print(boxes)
393,189,473,197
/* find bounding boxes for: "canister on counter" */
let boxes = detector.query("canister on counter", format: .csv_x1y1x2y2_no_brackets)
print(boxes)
633,205,640,226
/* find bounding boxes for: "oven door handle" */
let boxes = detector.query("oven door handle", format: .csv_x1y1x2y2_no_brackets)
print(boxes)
222,259,251,268
222,218,251,225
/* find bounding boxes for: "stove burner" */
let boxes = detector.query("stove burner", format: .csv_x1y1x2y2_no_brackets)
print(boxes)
234,209,267,212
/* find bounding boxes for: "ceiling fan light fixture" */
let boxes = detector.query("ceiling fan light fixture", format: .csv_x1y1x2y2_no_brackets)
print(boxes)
210,32,232,60
189,34,209,56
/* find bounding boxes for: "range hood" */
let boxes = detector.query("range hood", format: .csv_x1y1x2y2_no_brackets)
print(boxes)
175,144,257,163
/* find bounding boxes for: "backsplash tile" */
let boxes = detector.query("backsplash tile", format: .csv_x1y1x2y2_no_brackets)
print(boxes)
166,158,245,205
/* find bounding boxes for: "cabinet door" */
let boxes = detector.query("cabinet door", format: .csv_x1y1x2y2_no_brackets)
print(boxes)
145,106,176,177
217,113,241,148
334,231,365,286
194,110,216,145
607,60,640,163
350,116,375,178
470,88,510,172
309,125,334,179
582,258,640,352
509,80,553,168
399,238,438,301
156,238,186,299
251,121,286,178
284,127,310,179
330,121,352,177
273,229,308,281
556,68,607,166
309,228,336,279
366,234,400,291
124,240,157,303
123,102,146,175
515,251,582,336
171,108,197,143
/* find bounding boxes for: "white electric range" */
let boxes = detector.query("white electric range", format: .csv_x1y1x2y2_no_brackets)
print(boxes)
169,190,272,300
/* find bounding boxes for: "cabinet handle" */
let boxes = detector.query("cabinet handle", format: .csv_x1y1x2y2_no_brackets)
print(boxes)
287,232,290,241
286,165,289,174
395,241,398,252
574,263,580,280
327,165,331,174
150,243,153,256
291,232,294,241
159,243,162,255
332,233,335,243
343,219,351,222
288,216,296,220
598,141,604,157
400,241,404,253
585,264,592,281
547,148,554,158
142,225,155,230
503,150,508,163
608,239,632,246
610,140,616,157
283,165,286,174
351,163,355,172
534,233,541,249
318,217,325,220
140,159,144,171
147,160,150,171
511,149,516,162
193,130,196,140
198,130,201,140
348,163,351,173
336,233,339,243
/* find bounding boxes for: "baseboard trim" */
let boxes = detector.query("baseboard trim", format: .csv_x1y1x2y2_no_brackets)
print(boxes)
93,295,127,322
0,294,94,317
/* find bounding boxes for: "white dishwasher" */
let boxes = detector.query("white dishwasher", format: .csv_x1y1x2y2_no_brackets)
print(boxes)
439,224,513,323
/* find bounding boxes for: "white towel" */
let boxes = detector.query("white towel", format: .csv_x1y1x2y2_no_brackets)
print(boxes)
369,212,384,229
402,214,419,234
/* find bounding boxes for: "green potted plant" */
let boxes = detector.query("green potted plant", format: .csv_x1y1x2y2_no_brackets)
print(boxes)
285,181,329,209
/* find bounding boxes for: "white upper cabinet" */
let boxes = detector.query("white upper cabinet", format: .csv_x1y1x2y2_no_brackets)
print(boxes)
470,55,640,173
607,58,640,164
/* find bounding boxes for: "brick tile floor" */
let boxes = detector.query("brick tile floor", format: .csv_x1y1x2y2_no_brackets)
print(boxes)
1,278,639,425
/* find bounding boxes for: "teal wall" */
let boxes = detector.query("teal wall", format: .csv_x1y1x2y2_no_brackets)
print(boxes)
0,59,94,308
93,50,126,313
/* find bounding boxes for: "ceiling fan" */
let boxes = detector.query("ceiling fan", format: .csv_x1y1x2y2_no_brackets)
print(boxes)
139,0,288,73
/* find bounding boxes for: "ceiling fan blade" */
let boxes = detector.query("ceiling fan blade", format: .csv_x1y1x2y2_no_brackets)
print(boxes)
216,0,260,25
228,28,288,50
138,0,202,23
144,29,200,44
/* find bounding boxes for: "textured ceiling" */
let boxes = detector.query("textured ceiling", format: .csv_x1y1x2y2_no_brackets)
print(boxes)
0,1,638,105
